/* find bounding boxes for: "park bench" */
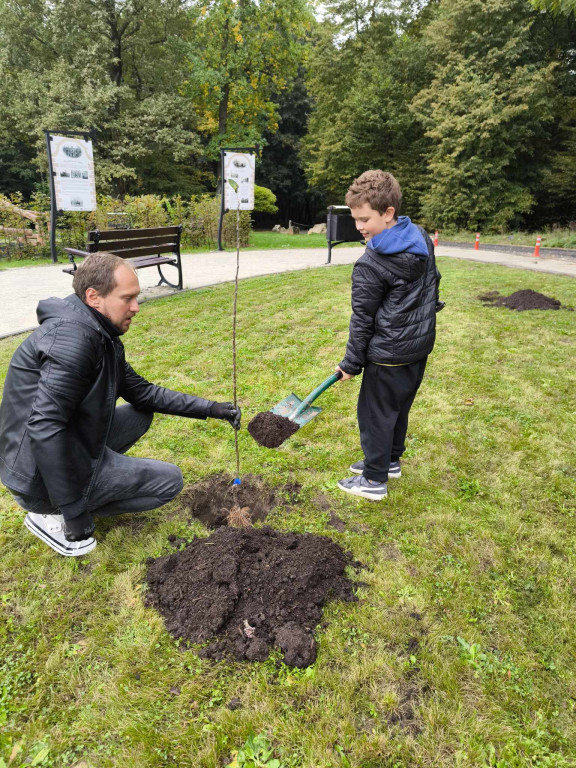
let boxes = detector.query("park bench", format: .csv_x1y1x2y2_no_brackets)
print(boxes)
63,225,184,290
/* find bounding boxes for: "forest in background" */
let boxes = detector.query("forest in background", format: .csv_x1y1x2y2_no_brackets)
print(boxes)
0,0,575,232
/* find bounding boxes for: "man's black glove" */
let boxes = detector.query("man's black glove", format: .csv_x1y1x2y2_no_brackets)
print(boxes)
61,509,96,542
210,402,241,430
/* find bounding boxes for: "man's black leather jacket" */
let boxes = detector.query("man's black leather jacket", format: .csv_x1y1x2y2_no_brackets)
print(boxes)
0,295,214,509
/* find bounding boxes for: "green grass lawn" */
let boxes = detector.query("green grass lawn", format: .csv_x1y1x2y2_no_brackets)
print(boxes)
436,229,576,249
250,230,576,250
1,259,575,767
247,231,357,250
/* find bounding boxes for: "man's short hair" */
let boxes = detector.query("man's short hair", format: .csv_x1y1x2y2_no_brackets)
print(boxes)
73,253,136,302
345,170,402,216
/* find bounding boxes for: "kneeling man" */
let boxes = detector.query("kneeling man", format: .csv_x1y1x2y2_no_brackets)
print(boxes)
0,253,240,556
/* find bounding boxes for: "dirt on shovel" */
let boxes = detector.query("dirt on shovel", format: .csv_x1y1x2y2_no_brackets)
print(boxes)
247,411,300,448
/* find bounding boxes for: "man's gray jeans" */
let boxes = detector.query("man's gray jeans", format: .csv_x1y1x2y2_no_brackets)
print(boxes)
13,405,183,520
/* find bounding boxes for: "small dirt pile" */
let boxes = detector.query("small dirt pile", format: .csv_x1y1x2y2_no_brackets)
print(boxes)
479,289,562,311
247,411,300,448
145,526,359,667
180,474,297,528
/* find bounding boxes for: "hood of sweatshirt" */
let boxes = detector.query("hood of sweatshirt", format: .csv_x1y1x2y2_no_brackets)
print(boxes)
368,216,429,259
36,294,113,339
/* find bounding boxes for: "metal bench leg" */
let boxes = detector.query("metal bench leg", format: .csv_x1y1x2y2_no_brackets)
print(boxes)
156,259,183,290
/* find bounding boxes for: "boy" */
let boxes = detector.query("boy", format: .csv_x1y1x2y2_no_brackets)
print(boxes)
335,170,442,500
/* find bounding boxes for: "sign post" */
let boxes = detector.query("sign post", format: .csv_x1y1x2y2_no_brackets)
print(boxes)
45,129,97,263
217,147,257,251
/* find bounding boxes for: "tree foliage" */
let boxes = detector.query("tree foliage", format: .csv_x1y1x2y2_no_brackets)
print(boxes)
0,0,311,200
0,0,207,196
2,0,576,229
412,0,556,230
529,0,576,13
257,68,325,226
182,0,313,156
303,2,433,214
304,0,576,230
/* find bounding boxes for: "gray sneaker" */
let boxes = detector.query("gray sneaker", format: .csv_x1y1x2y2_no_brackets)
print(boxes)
337,475,388,501
349,460,401,478
24,512,97,557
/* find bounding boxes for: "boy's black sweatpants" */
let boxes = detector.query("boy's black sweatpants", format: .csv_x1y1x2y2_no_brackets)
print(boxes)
357,357,428,483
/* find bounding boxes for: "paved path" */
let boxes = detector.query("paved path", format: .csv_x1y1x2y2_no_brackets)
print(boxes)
2,244,575,338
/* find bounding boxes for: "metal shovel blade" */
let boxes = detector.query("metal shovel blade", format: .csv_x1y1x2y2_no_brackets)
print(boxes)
271,394,322,427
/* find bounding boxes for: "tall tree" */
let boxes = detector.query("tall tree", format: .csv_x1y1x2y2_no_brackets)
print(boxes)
0,0,205,197
411,0,557,231
303,1,433,214
527,3,576,224
256,68,325,226
184,0,313,156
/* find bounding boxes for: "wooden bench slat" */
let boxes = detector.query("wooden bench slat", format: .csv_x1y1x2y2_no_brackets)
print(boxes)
128,255,177,268
62,254,177,272
89,226,181,241
87,235,179,251
101,244,177,260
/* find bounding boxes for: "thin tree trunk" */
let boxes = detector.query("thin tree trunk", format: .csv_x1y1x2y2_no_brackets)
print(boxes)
219,81,230,135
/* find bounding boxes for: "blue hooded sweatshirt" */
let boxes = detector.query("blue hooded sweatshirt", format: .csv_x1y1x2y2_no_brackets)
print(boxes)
367,216,429,259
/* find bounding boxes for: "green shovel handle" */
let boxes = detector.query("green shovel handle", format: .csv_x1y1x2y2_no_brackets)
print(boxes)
288,371,343,421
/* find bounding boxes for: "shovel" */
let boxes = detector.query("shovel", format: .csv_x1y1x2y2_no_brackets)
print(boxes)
270,371,343,427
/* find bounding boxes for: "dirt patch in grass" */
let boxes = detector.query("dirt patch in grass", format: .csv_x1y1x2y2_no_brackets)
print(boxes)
145,526,359,667
328,512,347,531
247,411,300,448
380,542,402,561
386,680,423,735
479,289,564,311
180,474,300,528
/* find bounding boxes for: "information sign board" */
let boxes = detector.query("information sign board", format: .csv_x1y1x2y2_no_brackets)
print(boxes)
223,151,255,211
49,135,97,212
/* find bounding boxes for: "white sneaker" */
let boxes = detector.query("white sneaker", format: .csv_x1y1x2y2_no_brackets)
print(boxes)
337,475,388,501
24,512,97,557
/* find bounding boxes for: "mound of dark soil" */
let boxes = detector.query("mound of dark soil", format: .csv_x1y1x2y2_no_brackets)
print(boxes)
180,474,300,528
145,526,359,667
479,289,562,311
247,411,300,448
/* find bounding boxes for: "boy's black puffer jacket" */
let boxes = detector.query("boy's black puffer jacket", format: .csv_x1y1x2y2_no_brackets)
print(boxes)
339,229,441,374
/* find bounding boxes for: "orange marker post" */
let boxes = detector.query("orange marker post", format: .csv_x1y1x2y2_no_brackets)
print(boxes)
434,230,439,247
533,235,542,258
474,232,480,251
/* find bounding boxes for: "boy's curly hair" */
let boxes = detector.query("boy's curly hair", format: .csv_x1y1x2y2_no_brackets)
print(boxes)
345,170,402,216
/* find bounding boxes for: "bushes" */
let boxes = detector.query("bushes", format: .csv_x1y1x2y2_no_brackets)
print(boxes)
254,185,278,215
184,196,251,248
83,193,252,248
90,192,256,247
0,192,258,260
0,186,281,259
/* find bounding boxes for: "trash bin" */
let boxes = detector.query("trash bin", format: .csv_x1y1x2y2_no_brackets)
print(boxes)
326,206,363,263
